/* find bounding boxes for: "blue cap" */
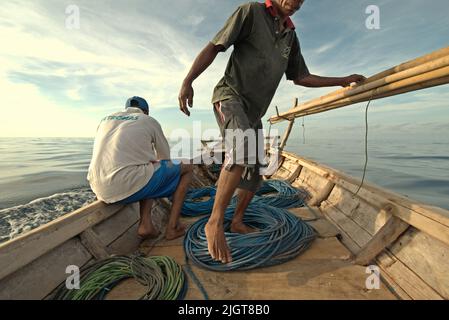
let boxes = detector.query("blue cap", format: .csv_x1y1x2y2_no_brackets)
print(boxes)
125,96,149,113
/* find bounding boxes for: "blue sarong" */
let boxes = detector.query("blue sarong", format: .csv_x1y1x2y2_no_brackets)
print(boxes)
118,160,181,204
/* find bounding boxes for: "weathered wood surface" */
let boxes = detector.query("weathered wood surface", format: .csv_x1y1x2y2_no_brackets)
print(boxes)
288,207,320,221
0,201,124,281
325,187,393,235
308,181,335,207
281,150,448,300
144,233,394,300
0,238,92,300
321,201,446,300
80,228,110,260
293,166,331,202
271,158,302,182
354,214,409,266
321,203,372,248
128,210,395,300
388,227,449,299
0,202,143,300
282,151,449,247
289,207,340,239
377,251,443,300
323,207,441,299
93,203,139,245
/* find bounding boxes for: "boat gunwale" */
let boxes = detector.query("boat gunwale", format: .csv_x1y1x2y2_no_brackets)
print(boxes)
280,151,449,231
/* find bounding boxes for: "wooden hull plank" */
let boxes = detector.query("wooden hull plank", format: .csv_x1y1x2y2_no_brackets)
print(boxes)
354,215,409,266
0,201,124,281
388,227,449,299
0,238,92,300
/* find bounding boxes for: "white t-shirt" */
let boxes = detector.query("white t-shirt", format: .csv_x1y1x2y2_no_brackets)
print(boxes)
87,107,171,203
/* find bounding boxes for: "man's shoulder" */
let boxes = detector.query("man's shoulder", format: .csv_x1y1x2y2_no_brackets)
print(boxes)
103,111,142,120
100,111,123,121
108,111,124,117
146,116,162,127
237,2,263,14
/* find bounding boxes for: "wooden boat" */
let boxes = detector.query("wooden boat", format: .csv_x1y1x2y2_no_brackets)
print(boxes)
1,148,448,300
1,47,448,300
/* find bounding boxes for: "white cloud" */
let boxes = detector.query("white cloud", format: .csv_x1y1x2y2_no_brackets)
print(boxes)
0,0,448,137
0,0,232,136
0,75,99,137
185,15,205,27
66,88,82,101
314,38,342,55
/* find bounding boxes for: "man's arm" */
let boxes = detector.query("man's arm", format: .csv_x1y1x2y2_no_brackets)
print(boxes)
179,43,224,117
294,74,366,88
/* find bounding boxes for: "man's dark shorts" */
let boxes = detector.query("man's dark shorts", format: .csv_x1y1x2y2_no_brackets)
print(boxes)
213,99,264,193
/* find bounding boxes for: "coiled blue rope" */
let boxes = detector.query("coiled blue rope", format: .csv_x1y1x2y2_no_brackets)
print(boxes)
253,180,308,209
181,180,308,217
184,203,316,272
208,163,222,174
181,187,217,217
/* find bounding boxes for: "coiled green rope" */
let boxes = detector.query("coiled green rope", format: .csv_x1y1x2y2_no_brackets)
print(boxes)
52,254,186,300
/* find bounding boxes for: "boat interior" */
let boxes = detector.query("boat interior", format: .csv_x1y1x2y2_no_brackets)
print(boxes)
1,148,448,300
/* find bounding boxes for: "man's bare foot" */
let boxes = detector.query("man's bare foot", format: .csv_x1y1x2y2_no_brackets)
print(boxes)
137,221,160,240
165,223,186,240
205,222,232,264
230,222,258,234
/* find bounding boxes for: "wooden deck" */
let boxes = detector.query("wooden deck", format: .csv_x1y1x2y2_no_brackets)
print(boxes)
107,207,397,300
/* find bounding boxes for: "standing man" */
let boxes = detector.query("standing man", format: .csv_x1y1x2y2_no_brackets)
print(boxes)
178,0,365,263
88,96,192,241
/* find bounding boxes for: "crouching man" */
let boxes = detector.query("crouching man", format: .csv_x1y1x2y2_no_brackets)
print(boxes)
87,96,192,240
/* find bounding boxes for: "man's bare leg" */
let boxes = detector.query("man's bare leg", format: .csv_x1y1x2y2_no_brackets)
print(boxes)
231,189,258,234
165,163,193,240
205,165,244,263
138,199,159,239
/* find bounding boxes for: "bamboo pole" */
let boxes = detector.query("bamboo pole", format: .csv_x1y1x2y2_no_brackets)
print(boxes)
367,46,449,83
277,98,297,151
291,73,449,118
270,46,449,123
277,55,449,120
290,46,449,110
306,66,449,114
279,119,295,150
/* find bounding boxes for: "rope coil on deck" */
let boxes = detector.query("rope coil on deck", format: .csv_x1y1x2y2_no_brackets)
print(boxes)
254,179,309,209
52,254,186,300
181,180,308,217
184,204,317,272
181,187,217,217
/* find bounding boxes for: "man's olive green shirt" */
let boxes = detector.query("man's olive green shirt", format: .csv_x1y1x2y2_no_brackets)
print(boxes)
211,2,310,125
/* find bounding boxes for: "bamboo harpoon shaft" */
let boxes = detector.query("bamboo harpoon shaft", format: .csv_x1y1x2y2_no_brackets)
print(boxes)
295,65,449,118
269,45,449,124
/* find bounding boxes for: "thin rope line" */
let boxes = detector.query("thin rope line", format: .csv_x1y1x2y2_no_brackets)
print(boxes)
302,117,306,144
353,90,377,197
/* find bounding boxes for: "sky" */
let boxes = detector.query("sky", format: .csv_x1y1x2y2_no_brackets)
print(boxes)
0,0,448,139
